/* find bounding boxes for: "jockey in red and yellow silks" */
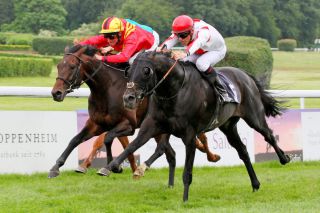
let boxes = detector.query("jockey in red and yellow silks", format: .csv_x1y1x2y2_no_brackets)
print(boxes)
80,17,159,64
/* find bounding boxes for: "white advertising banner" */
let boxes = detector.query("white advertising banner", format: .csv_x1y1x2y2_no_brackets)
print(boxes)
301,111,320,161
135,119,254,168
0,111,78,174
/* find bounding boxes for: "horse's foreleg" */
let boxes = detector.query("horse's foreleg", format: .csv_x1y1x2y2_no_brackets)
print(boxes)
118,136,137,173
48,122,102,178
76,133,106,173
196,133,220,162
182,131,197,202
98,117,161,177
133,134,164,178
220,118,260,191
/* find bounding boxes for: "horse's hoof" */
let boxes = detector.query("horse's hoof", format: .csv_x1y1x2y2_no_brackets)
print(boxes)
133,174,142,180
208,154,221,163
133,163,149,179
111,166,123,174
75,166,87,174
48,170,60,178
280,154,291,165
168,185,174,189
253,188,259,192
97,168,111,176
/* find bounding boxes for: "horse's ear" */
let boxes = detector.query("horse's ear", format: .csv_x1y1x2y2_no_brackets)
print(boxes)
64,46,70,53
149,50,157,58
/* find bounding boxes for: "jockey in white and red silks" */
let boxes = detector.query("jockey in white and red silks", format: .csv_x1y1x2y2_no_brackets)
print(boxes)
159,15,230,101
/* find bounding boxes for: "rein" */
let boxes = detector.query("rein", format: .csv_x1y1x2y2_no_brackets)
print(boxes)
58,53,123,93
145,59,181,98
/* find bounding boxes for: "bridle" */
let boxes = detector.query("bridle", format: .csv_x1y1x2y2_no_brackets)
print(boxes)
57,53,103,93
127,59,186,100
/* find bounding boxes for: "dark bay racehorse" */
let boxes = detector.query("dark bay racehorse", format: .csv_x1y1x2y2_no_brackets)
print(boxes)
98,51,291,201
49,45,219,181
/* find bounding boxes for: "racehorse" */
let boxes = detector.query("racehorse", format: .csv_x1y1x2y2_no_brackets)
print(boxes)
48,45,220,182
97,51,291,201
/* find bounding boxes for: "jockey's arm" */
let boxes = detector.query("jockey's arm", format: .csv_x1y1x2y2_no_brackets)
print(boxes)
186,29,210,55
160,34,179,50
100,38,137,63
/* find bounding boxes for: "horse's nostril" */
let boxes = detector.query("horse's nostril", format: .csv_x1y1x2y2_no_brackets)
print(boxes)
127,95,135,102
55,91,62,96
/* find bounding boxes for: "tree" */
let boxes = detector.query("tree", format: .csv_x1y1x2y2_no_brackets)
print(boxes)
250,0,281,46
298,0,320,46
3,0,67,34
0,0,14,28
62,0,111,30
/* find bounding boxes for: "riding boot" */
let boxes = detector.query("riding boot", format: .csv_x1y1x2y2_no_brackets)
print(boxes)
202,67,221,125
214,77,232,102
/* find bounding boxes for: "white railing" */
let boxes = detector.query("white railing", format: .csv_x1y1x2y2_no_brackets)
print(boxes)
0,87,319,109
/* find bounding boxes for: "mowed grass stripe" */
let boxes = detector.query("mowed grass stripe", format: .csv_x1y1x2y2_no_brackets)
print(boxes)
0,161,319,212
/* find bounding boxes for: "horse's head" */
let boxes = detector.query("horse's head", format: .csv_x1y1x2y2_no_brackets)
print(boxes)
123,51,173,109
51,45,98,102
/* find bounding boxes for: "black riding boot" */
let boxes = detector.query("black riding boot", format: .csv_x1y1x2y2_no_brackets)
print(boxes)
202,67,222,125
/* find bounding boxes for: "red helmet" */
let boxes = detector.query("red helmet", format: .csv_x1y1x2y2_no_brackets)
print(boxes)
172,15,193,33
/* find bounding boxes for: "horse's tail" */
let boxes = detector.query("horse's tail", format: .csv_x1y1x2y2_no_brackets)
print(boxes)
249,74,284,117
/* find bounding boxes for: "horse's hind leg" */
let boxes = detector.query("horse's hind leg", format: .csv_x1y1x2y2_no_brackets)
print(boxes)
219,117,260,191
243,112,290,165
75,133,106,174
118,136,138,173
196,133,221,162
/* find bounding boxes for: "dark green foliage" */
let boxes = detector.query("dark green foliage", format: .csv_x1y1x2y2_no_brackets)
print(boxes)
32,37,73,55
2,0,67,34
0,0,14,27
62,0,109,30
217,36,273,88
277,39,297,51
0,56,52,77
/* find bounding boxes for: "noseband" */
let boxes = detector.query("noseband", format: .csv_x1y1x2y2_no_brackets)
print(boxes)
57,53,103,93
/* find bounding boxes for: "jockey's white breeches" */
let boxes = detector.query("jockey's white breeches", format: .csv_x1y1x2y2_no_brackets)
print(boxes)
182,45,227,72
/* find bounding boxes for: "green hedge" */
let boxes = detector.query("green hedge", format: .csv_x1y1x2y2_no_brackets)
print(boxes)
0,33,34,45
217,36,273,88
0,44,32,51
277,39,297,51
32,37,74,55
0,56,52,77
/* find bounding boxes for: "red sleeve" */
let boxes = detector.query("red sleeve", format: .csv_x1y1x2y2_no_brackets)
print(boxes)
79,35,109,49
103,34,138,63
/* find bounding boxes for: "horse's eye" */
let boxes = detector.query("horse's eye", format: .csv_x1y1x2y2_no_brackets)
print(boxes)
69,64,76,69
143,67,152,77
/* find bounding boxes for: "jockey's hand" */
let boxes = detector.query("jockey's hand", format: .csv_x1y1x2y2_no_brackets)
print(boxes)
172,51,186,60
101,46,114,54
156,45,169,52
73,38,80,45
94,54,103,61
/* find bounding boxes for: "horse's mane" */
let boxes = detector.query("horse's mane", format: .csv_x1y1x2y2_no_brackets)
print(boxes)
67,45,128,70
67,44,98,56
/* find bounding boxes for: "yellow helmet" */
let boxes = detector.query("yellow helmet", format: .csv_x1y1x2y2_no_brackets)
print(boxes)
100,17,124,34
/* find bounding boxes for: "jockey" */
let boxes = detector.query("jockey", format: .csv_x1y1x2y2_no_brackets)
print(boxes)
159,15,230,103
80,16,159,64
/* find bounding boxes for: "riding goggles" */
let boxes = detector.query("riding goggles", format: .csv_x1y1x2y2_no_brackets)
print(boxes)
104,33,119,40
175,31,190,39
